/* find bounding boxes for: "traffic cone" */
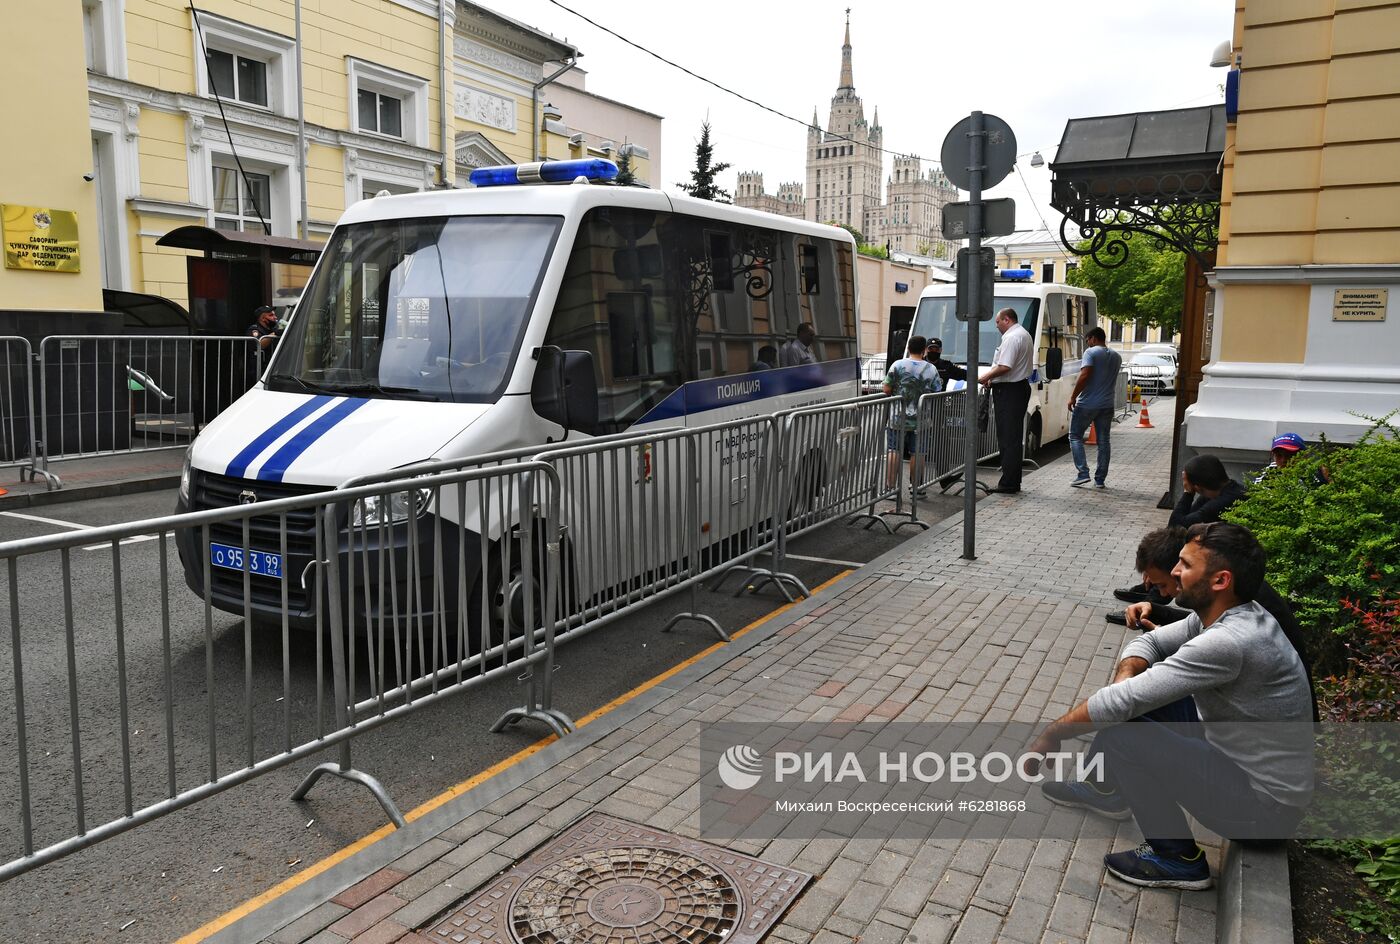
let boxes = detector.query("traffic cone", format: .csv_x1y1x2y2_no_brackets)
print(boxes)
1136,399,1154,429
1085,422,1097,445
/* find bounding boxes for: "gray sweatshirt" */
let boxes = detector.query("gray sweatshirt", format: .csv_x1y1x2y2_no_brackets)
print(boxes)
1086,601,1314,806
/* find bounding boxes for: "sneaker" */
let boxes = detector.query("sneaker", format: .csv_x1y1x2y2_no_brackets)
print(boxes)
1040,780,1132,820
1113,584,1151,603
1094,482,1107,489
1104,842,1213,890
1070,475,1091,487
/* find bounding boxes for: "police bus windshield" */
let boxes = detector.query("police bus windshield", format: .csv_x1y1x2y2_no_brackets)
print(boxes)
910,296,1040,366
266,215,562,402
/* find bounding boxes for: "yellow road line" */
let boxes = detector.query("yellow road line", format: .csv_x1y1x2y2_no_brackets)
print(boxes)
177,569,852,943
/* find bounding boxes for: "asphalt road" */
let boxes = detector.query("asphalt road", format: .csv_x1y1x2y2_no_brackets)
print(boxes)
0,466,1022,944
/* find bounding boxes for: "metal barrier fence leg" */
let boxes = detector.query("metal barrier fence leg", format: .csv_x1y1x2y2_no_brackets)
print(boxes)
492,471,575,736
660,437,729,639
662,582,729,641
714,419,806,601
15,342,60,489
1021,413,1042,471
292,507,406,828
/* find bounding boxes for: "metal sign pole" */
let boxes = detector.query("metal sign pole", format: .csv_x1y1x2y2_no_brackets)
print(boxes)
962,112,985,561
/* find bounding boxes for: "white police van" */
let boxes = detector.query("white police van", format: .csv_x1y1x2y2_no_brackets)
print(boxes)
910,274,1099,454
175,159,859,628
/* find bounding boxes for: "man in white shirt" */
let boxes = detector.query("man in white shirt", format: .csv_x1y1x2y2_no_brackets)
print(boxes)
978,307,1034,493
779,323,817,367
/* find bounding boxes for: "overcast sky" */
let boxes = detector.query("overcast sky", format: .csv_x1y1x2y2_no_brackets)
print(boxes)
500,0,1234,232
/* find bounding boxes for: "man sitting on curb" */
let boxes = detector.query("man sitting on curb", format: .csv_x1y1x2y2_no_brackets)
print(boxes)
1027,522,1314,890
1106,527,1318,721
1168,454,1246,528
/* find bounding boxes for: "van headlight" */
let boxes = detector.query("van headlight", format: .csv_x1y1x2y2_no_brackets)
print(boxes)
179,450,193,503
350,489,431,527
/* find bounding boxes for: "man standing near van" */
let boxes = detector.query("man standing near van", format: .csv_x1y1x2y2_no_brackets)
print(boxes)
927,337,968,387
779,323,817,367
248,305,281,352
979,308,1034,494
1069,327,1122,488
883,335,942,492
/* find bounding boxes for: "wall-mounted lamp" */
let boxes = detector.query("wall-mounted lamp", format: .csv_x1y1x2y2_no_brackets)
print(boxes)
1210,40,1234,68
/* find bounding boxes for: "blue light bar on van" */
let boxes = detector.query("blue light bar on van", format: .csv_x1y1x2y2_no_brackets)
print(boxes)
997,268,1035,280
469,159,619,188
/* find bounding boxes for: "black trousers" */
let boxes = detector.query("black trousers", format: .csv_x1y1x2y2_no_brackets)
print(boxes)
991,380,1031,490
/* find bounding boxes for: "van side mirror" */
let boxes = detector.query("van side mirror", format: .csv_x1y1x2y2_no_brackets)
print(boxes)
1044,347,1064,382
531,347,600,433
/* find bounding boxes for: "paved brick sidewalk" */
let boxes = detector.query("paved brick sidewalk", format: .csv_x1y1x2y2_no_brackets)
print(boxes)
217,417,1219,944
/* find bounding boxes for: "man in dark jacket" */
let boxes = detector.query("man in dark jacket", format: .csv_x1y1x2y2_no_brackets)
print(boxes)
926,337,967,387
1168,454,1246,528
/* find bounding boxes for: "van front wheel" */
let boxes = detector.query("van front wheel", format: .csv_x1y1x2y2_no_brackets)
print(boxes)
1024,415,1042,458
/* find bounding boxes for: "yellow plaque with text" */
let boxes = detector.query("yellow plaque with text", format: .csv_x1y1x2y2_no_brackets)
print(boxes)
2,204,81,273
1332,288,1387,322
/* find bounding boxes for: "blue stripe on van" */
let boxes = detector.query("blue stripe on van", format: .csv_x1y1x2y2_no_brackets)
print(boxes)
225,395,335,479
256,397,371,482
633,358,857,426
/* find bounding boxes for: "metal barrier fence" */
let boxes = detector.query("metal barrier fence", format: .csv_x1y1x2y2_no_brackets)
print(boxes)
0,384,1018,880
1127,363,1172,404
0,337,55,487
0,459,563,880
27,335,260,487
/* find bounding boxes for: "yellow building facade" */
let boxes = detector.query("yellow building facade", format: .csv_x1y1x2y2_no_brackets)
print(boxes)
1187,0,1400,462
1,0,653,332
0,2,105,316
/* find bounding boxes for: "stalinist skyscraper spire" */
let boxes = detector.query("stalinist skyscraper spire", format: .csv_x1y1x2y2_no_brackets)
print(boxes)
838,8,854,92
738,11,960,260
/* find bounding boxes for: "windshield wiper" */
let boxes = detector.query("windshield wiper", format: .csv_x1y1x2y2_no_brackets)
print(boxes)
314,382,440,402
269,375,340,396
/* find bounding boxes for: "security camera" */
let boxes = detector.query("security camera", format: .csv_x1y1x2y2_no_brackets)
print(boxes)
82,173,95,182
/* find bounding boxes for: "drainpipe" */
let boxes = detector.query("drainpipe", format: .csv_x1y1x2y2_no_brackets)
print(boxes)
295,0,308,239
438,0,450,186
532,55,578,161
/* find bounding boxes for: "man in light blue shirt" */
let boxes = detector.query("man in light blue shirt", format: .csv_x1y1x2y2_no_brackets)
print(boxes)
1069,327,1123,488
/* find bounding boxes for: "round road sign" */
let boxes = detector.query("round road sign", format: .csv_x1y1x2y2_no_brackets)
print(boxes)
939,113,1018,191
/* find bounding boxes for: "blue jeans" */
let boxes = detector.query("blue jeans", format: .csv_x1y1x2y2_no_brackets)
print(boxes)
1069,406,1113,483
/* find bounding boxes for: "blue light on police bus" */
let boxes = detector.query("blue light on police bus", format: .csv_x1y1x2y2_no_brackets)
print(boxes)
998,268,1035,280
469,159,620,188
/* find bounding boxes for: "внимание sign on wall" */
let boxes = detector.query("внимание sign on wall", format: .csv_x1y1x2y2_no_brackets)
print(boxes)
1332,288,1387,323
3,204,80,272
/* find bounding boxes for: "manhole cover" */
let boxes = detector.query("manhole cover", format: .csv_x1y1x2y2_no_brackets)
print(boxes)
422,815,811,944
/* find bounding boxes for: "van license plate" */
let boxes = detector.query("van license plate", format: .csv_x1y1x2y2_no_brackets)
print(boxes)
210,543,284,580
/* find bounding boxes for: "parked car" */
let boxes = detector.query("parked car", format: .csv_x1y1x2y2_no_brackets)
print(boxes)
860,353,887,394
1128,351,1177,394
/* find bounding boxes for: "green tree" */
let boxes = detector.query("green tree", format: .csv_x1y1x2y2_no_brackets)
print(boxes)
614,148,636,186
677,121,731,202
1066,230,1186,336
831,222,866,245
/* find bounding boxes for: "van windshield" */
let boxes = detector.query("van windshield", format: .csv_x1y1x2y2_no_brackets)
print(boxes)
910,295,1040,366
267,215,562,402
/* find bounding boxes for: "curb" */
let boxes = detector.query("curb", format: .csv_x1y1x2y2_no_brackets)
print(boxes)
1216,840,1293,944
0,474,179,509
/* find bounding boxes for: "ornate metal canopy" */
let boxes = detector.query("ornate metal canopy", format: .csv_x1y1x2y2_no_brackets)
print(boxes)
1049,105,1225,269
